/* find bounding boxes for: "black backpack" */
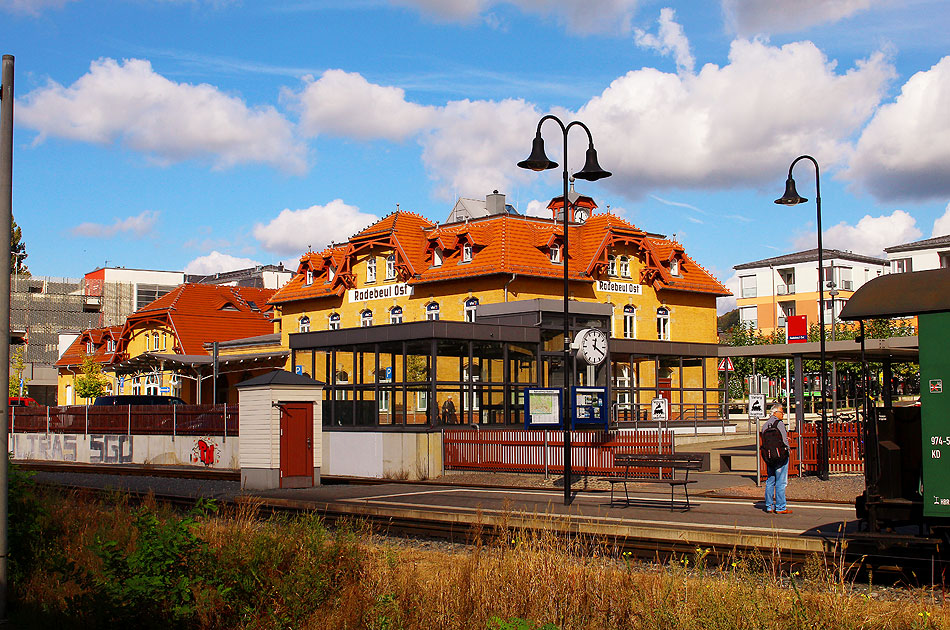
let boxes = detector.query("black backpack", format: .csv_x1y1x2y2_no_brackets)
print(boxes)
760,419,789,467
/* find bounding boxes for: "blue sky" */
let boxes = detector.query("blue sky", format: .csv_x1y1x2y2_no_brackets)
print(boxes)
4,0,950,312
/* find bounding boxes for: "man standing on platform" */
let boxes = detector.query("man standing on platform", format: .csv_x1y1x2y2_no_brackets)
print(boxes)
760,403,791,514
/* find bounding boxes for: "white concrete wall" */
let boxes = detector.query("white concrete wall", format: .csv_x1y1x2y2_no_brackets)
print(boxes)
10,432,238,468
322,431,443,480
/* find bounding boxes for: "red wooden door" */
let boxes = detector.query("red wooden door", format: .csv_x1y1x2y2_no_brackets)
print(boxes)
280,402,314,488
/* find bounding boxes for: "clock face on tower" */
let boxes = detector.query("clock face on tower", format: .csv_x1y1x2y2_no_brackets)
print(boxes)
579,328,608,365
574,208,589,223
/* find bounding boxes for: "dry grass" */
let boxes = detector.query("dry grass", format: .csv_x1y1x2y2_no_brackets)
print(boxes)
11,486,949,630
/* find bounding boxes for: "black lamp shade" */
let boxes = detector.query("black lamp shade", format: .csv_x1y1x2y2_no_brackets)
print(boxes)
774,177,807,205
517,133,558,172
573,146,612,181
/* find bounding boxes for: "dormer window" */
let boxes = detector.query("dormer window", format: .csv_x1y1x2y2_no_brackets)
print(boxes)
86,341,94,354
550,244,561,263
106,339,116,353
462,243,472,263
305,269,313,285
433,249,443,267
607,255,617,276
385,254,396,280
619,256,630,278
327,265,336,282
671,259,680,276
367,257,377,283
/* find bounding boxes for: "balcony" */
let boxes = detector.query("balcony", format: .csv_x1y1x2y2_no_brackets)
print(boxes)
777,316,787,328
776,284,795,295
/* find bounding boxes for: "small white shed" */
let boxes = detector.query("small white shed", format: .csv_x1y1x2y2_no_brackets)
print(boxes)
236,370,324,490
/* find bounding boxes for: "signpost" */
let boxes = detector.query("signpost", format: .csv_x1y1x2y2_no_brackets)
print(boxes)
717,357,734,372
787,315,808,343
651,397,668,423
750,393,767,486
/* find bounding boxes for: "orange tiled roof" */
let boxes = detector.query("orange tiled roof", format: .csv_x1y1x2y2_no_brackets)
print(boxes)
269,208,730,304
121,284,276,356
55,325,124,368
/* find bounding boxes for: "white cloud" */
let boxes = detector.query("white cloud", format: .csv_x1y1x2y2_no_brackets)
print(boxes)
635,8,694,75
70,210,159,238
844,56,950,201
722,0,879,36
792,209,921,257
390,0,639,34
183,251,261,275
17,58,307,173
524,199,548,217
933,202,950,237
253,199,380,256
579,39,894,198
0,0,73,15
717,272,740,314
290,70,435,141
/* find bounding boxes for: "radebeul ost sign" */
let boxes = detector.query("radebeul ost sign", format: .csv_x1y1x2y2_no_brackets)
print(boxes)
349,282,413,302
596,280,642,295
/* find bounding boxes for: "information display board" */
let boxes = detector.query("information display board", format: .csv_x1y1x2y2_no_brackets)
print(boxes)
920,313,950,517
524,388,563,429
572,387,608,428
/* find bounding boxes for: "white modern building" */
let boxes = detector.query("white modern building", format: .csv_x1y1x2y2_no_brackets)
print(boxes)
884,235,950,273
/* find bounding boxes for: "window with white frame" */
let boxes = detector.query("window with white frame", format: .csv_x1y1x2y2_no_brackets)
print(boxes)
86,341,94,354
298,315,311,333
153,333,160,351
623,305,636,339
416,391,428,412
328,313,341,330
607,255,617,276
839,266,853,290
464,297,478,322
619,256,630,277
106,339,116,353
305,269,313,285
145,333,150,351
361,309,373,327
740,275,756,298
739,306,757,329
426,302,440,321
892,258,912,273
389,306,403,324
550,244,561,263
607,303,615,336
327,265,336,282
367,257,376,283
385,253,396,279
670,259,680,276
656,307,670,340
335,370,348,400
462,242,472,262
615,364,632,410
433,249,443,267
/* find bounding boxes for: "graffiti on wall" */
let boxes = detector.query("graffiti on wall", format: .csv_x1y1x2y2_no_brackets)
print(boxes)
190,438,220,467
12,434,78,461
89,435,134,464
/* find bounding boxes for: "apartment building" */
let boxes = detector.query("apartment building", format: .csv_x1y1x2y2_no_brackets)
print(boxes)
885,234,950,273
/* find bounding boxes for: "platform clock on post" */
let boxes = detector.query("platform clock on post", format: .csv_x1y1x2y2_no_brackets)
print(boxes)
576,327,608,365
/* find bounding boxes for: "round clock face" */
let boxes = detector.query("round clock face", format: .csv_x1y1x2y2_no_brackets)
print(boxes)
574,208,589,223
579,328,608,365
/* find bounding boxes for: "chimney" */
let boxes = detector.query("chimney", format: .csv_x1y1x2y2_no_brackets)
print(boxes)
486,190,505,215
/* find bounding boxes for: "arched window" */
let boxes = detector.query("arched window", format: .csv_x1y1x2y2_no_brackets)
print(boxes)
462,242,472,262
619,256,630,278
656,307,670,341
464,297,479,322
367,257,377,283
670,259,680,276
433,249,443,267
550,244,561,263
298,315,311,333
623,305,636,339
86,341,94,354
385,253,396,280
305,269,313,285
426,302,440,321
389,306,403,324
153,332,160,351
328,313,341,330
607,255,617,276
361,309,373,327
144,333,150,351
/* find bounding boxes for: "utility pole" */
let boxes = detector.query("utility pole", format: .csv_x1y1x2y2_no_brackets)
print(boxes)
0,53,15,620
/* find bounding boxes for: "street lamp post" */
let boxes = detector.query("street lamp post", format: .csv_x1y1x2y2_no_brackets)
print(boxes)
774,155,830,481
518,115,611,505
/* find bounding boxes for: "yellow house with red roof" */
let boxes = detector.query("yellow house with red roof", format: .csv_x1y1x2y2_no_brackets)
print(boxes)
57,284,287,405
269,191,730,430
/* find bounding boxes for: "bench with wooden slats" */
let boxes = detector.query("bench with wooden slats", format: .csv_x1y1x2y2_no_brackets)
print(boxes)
603,452,704,511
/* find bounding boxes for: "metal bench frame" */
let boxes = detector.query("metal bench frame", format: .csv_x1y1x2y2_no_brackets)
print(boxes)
605,453,704,511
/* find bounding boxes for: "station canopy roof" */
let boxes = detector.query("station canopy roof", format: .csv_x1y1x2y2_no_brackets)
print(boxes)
838,268,950,320
113,350,289,375
718,337,918,362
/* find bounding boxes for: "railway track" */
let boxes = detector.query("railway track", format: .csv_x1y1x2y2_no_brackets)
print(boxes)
21,461,950,581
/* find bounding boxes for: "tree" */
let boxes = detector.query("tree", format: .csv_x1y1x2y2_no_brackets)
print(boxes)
9,346,27,397
11,215,28,276
75,352,108,401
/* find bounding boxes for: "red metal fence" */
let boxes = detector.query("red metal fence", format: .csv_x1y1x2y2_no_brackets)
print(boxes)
443,429,675,477
9,405,239,437
761,421,864,478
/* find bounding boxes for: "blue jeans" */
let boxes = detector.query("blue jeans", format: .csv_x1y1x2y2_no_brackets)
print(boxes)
765,460,788,512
